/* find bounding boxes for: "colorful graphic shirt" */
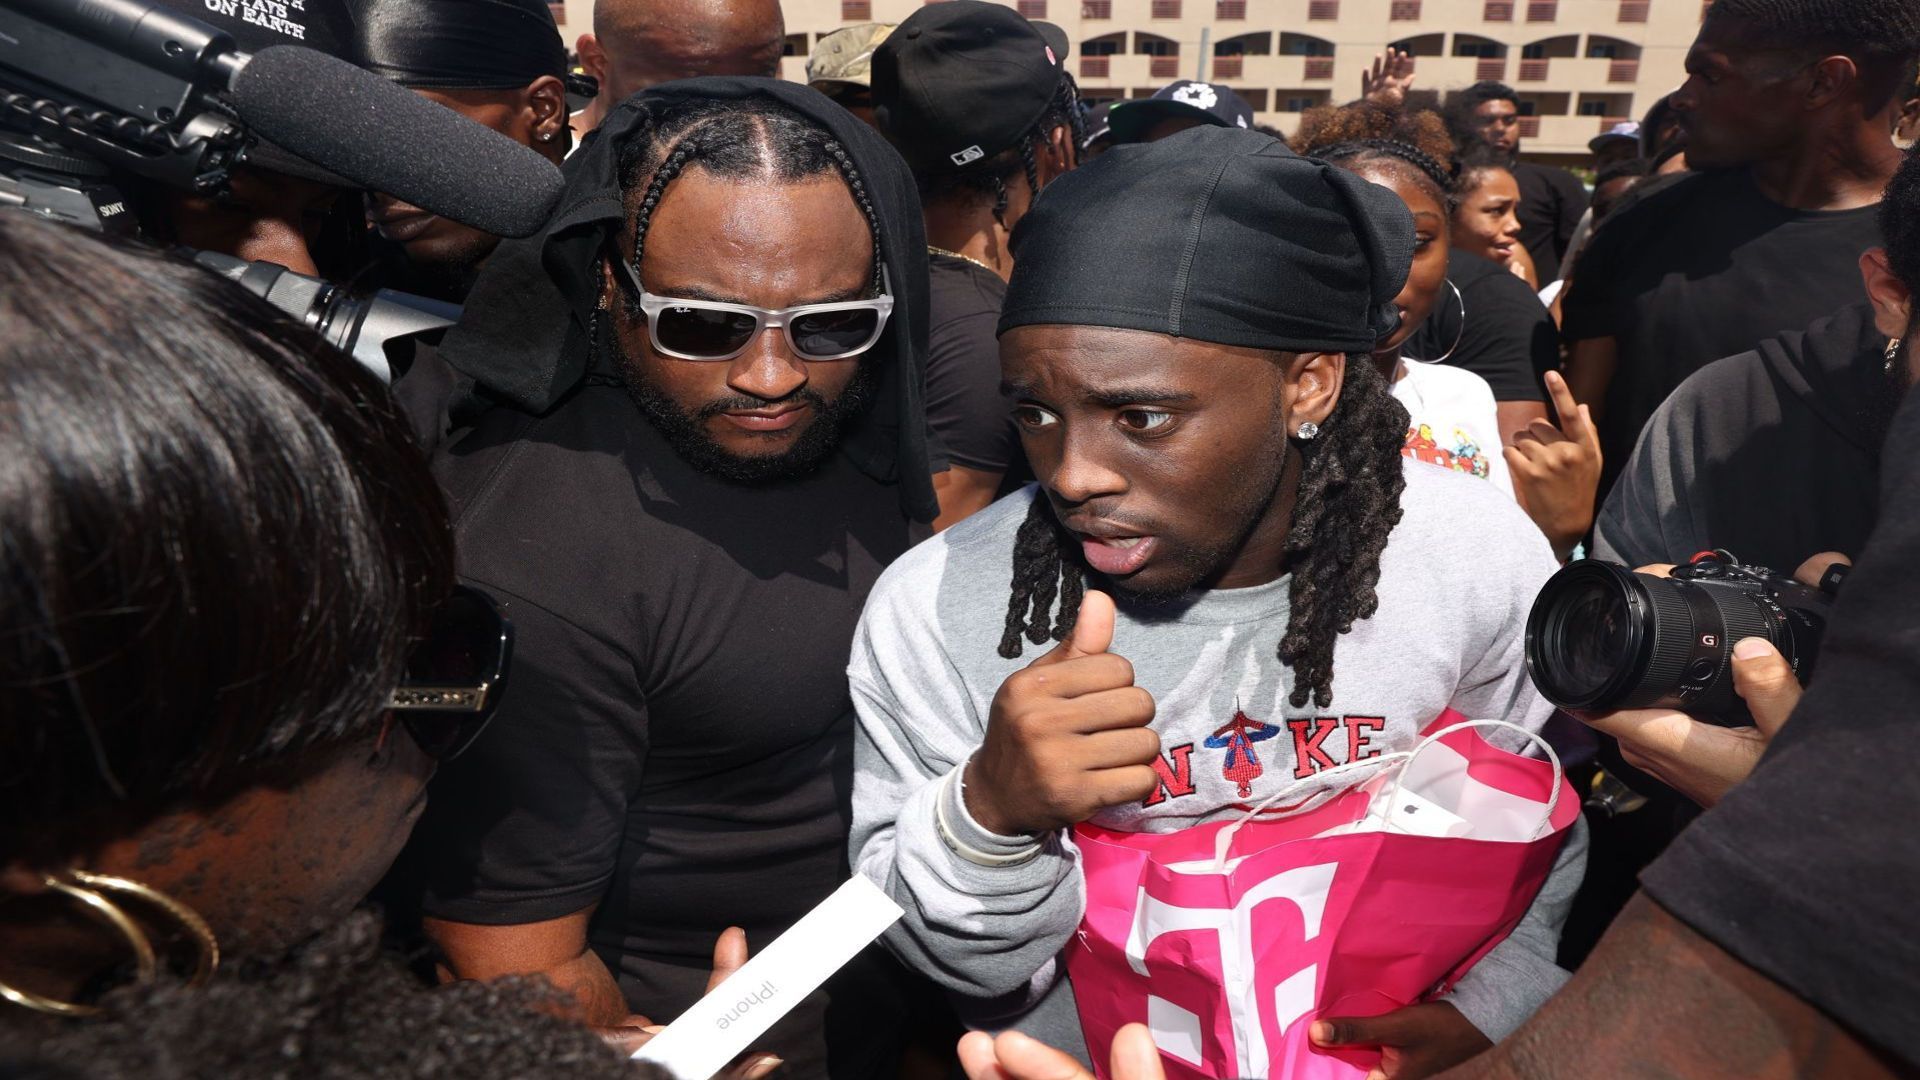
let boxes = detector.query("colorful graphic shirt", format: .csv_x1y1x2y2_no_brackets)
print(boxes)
1390,358,1513,497
847,462,1583,1060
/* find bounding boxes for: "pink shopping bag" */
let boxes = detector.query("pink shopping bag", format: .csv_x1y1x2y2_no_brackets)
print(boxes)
1067,711,1579,1080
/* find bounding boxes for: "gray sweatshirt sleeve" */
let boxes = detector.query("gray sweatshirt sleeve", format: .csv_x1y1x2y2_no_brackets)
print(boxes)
846,567,1086,1003
1593,387,1708,567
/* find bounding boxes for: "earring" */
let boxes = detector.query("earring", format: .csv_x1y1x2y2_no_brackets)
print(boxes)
0,871,218,1017
538,130,556,143
1886,337,1903,375
1294,421,1320,440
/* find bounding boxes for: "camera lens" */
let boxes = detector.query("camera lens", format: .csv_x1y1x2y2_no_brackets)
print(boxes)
1526,562,1649,710
1550,579,1632,700
1526,558,1830,724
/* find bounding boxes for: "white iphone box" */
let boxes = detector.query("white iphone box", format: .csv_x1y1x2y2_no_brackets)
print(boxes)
630,875,904,1079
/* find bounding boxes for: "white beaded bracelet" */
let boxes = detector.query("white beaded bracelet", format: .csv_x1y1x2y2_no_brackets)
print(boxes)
934,767,1044,868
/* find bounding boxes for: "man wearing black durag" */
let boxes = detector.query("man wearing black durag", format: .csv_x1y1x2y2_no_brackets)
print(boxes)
849,126,1585,1072
391,79,940,1077
355,0,598,302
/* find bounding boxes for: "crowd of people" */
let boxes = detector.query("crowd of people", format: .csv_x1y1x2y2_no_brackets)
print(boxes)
3,0,1920,1077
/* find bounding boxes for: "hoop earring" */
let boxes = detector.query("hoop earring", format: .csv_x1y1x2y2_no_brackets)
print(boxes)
0,871,218,1017
70,871,219,986
1405,280,1467,366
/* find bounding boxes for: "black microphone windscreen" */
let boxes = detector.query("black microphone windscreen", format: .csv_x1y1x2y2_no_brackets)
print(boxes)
229,46,564,238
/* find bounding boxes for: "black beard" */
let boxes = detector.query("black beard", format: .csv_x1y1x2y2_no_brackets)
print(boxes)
605,314,878,485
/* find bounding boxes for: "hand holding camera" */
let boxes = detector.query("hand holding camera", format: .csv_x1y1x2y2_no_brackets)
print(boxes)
1526,551,1849,806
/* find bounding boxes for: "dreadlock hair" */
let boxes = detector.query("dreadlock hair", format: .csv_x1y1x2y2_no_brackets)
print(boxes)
1707,0,1920,112
1881,148,1920,303
915,73,1087,218
1443,80,1518,155
614,94,885,312
1295,101,1459,213
998,351,1410,709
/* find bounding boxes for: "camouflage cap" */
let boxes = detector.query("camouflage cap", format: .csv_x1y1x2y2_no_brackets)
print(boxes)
807,23,897,90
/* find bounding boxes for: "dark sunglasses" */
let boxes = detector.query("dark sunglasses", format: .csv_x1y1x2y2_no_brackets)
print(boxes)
618,257,894,362
387,585,513,760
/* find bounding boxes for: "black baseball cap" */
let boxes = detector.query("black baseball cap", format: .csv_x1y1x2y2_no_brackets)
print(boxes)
1108,81,1255,144
871,0,1070,174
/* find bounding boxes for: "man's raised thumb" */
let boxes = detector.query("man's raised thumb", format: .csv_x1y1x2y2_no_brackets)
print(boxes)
1029,590,1117,666
1068,590,1116,657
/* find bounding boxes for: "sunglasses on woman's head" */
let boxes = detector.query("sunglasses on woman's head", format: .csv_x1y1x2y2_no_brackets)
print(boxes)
618,259,893,362
387,585,512,761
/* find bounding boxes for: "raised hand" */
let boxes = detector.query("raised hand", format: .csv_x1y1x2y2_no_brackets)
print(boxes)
965,591,1160,837
1506,370,1603,561
1361,49,1418,109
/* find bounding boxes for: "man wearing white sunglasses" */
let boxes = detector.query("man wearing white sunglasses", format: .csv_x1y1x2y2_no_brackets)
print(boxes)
389,78,942,1079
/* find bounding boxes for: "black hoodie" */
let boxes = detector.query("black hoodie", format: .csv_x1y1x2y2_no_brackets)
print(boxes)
392,81,940,1078
435,76,938,523
1594,302,1891,574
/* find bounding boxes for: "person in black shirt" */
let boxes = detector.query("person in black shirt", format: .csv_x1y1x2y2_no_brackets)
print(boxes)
391,80,940,1078
1445,81,1587,282
1441,319,1920,1079
1562,0,1919,498
871,0,1082,528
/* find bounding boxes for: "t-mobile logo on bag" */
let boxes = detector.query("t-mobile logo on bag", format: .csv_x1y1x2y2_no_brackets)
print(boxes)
1122,862,1337,1078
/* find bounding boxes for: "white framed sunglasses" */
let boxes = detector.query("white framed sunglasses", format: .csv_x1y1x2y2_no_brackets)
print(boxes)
618,259,894,362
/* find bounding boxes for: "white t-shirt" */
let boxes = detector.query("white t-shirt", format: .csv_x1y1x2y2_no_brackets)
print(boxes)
1389,357,1513,497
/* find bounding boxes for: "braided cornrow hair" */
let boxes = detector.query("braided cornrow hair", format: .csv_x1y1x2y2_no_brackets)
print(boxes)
1295,102,1460,213
615,96,887,310
1314,139,1458,214
999,355,1408,709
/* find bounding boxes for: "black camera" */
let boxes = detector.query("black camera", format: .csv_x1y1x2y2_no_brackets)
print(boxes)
0,0,461,382
1525,552,1835,725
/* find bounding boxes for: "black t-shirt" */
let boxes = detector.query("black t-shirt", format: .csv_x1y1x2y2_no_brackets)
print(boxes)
1562,167,1882,492
1512,161,1588,283
1406,247,1557,403
401,382,923,1073
1640,385,1920,1068
925,252,1018,475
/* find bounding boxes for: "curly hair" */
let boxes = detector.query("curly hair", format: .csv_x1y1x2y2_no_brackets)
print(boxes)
1294,101,1458,212
999,354,1409,709
0,911,664,1080
1443,80,1519,153
915,73,1086,217
1883,147,1920,307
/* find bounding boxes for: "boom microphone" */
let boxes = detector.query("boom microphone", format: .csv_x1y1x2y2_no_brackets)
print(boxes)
229,46,563,239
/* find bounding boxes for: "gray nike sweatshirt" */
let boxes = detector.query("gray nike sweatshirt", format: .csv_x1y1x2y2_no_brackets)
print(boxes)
847,461,1588,1062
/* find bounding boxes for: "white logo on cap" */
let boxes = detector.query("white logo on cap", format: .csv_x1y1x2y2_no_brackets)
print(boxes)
1170,83,1218,109
1045,45,1057,65
950,145,985,166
